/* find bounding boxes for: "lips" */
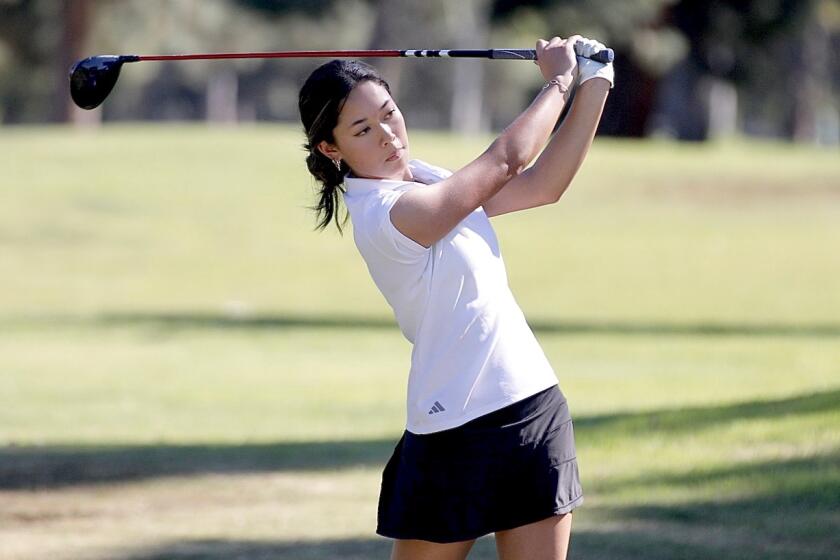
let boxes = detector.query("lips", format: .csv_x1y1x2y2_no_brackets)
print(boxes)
386,148,402,162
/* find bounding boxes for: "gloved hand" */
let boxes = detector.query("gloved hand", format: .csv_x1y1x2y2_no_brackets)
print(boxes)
574,37,614,88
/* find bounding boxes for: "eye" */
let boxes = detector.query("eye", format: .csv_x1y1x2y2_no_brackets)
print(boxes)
354,126,370,137
384,109,396,119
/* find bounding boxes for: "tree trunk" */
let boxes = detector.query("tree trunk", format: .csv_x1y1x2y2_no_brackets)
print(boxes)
58,0,101,126
366,0,408,95
786,14,830,143
206,70,239,124
598,56,658,138
646,57,709,141
446,0,489,135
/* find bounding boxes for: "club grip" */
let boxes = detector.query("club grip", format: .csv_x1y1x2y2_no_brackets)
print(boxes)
490,45,614,63
588,48,614,64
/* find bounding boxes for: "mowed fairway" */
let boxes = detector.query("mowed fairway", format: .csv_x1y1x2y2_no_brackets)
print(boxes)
1,125,838,560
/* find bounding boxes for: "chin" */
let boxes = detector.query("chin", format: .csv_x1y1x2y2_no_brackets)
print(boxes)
357,156,411,181
394,162,413,181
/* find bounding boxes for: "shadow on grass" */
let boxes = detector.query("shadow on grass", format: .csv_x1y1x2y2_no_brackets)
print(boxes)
7,311,840,337
117,535,500,560
0,437,397,490
573,387,840,439
596,451,840,500
109,528,838,560
570,522,837,560
3,388,837,491
116,537,393,560
109,476,840,560
581,451,840,560
109,529,832,560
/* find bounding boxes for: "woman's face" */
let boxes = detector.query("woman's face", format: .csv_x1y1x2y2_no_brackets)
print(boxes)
318,80,411,181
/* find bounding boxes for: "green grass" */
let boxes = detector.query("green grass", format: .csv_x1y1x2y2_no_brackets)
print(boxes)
0,124,838,559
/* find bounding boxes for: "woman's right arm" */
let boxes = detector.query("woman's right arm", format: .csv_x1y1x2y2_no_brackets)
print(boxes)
390,36,580,248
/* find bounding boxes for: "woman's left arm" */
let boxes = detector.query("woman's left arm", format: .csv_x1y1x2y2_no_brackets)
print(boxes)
483,78,611,218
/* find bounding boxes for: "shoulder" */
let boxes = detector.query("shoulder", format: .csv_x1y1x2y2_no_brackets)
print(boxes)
409,159,453,184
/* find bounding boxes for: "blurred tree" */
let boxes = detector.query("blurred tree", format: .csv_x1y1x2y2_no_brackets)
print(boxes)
446,0,491,134
57,0,96,125
763,0,838,143
0,0,62,123
489,0,838,142
88,0,277,121
365,0,457,129
0,0,835,142
235,0,336,15
77,0,374,122
653,0,820,141
230,0,377,121
489,0,680,136
238,0,493,132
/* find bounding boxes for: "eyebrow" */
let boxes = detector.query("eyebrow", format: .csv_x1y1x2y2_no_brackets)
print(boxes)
349,99,391,127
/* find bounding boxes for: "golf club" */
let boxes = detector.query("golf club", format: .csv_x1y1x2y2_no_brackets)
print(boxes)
69,45,614,110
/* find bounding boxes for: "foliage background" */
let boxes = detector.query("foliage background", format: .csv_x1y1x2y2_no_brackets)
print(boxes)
0,0,838,142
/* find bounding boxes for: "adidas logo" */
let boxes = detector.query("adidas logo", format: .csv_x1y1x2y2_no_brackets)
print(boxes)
428,401,446,415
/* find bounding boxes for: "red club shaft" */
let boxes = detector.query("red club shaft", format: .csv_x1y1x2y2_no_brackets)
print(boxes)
137,50,404,61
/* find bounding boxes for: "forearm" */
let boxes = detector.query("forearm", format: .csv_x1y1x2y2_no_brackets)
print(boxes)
528,78,610,201
488,76,573,176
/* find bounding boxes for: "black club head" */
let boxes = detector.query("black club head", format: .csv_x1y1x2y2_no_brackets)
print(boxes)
69,55,129,110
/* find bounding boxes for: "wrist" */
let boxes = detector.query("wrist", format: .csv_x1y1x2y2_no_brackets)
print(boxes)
542,74,574,95
577,59,614,89
579,76,612,93
552,72,575,88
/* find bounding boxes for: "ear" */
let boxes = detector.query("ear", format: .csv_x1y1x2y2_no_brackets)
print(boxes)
316,140,342,162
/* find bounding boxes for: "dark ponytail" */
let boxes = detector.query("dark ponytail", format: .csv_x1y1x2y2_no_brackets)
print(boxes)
298,59,391,232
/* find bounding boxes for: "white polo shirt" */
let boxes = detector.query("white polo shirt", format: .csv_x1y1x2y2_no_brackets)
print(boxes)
343,159,558,434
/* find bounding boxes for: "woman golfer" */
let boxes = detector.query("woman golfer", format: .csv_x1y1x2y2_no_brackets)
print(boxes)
299,35,612,560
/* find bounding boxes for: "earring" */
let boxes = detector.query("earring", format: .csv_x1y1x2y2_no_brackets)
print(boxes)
333,158,342,171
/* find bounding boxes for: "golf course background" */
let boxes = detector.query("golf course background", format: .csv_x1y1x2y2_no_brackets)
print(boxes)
1,126,838,559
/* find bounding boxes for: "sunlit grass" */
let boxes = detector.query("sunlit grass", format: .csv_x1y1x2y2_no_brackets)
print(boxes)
0,125,838,559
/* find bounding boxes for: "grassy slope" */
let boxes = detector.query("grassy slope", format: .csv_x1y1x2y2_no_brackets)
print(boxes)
0,125,838,559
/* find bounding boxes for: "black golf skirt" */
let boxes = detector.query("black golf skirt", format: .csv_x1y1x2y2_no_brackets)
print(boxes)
376,384,583,543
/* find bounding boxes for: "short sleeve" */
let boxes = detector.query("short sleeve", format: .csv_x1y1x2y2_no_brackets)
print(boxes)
364,189,430,263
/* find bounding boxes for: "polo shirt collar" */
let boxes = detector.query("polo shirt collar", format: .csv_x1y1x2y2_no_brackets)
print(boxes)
344,175,412,194
345,159,437,194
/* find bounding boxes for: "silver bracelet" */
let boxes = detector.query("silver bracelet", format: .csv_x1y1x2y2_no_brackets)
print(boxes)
542,78,571,94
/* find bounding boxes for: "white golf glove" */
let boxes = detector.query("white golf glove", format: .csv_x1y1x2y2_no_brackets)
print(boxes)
574,37,614,89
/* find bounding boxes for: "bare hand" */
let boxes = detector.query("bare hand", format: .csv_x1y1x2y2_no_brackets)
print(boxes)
535,35,581,83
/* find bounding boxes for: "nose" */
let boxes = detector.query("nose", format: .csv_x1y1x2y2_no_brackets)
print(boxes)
380,123,397,147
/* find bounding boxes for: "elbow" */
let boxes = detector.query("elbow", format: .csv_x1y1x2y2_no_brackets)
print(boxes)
554,170,580,203
547,182,569,204
539,183,564,206
509,147,532,177
544,191,561,205
540,172,573,205
489,139,530,182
